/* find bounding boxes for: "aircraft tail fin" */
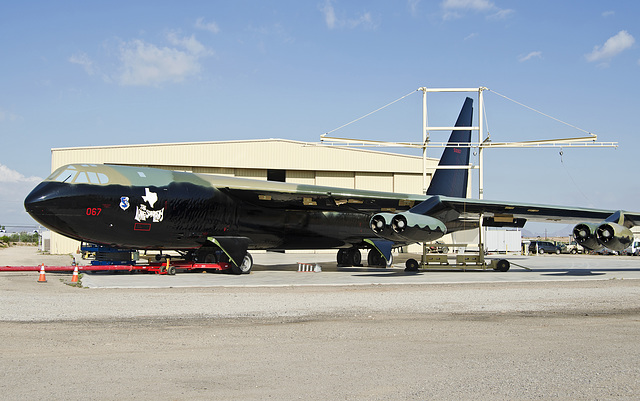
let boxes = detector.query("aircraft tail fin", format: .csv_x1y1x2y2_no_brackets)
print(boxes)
426,97,473,198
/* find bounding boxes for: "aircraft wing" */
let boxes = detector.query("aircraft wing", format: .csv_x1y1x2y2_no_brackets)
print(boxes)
428,196,640,227
220,184,423,213
223,182,640,253
221,183,640,227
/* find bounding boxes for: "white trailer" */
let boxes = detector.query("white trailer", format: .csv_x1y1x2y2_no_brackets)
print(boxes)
484,229,522,254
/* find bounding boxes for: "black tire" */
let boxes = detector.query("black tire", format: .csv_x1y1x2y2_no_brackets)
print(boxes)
494,259,510,272
555,249,561,255
539,248,545,254
348,249,362,266
571,249,577,254
167,265,176,275
367,250,381,267
337,249,348,266
230,253,253,275
404,258,419,272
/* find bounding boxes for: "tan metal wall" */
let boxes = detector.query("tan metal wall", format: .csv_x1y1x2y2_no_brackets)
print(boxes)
354,172,394,192
51,139,429,174
287,170,315,185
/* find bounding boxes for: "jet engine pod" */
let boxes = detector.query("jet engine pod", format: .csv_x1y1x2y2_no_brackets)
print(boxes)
370,212,395,235
390,212,446,242
596,222,633,251
573,223,602,251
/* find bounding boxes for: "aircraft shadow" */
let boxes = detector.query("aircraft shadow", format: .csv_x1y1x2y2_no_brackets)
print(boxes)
353,271,424,277
532,267,640,276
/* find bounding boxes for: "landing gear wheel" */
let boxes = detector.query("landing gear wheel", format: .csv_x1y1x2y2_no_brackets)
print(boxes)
368,250,380,266
230,252,253,275
337,249,348,266
367,250,387,267
347,249,362,266
494,259,510,272
370,251,392,268
404,258,419,272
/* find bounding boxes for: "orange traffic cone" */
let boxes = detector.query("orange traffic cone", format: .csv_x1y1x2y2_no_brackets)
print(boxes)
37,264,47,283
71,265,79,283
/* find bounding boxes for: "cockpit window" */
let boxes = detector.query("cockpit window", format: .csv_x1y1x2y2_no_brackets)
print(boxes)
97,173,109,184
74,172,89,183
50,165,110,184
54,169,78,183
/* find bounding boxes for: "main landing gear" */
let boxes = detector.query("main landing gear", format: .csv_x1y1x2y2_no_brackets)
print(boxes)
337,249,393,268
337,248,361,267
193,247,253,275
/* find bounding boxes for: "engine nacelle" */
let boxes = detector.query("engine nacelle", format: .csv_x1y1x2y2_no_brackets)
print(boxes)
573,223,602,251
370,212,408,242
596,222,633,251
370,212,394,235
370,211,446,243
391,213,446,242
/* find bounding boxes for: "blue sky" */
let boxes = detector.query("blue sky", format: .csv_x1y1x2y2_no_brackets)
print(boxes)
1,0,639,232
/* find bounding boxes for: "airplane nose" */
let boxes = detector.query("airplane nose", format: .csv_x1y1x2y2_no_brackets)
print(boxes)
24,181,74,229
24,180,82,237
24,181,56,216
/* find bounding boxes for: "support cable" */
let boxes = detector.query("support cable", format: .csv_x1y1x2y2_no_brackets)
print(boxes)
489,89,595,137
322,90,418,136
559,148,591,203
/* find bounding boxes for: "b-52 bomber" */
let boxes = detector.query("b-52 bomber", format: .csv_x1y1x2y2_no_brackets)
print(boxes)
24,98,640,274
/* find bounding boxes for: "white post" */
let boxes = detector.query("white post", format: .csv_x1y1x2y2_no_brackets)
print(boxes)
478,88,485,261
478,88,485,200
420,87,428,194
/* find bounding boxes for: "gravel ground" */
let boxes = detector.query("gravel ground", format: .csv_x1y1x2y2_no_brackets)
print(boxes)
1,246,640,400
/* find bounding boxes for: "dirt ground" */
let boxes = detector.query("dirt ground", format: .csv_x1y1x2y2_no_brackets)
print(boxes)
1,246,640,400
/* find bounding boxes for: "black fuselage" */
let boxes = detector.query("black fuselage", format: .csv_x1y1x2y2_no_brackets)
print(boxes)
25,180,371,251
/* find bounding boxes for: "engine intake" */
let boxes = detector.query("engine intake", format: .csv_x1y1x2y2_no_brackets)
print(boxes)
596,222,632,251
573,215,633,252
573,223,602,251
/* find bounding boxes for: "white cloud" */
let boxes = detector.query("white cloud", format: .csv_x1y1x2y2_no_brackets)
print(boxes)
602,11,614,18
519,51,542,62
0,164,41,183
167,32,208,55
585,30,635,63
488,8,514,20
195,17,220,34
117,34,212,86
320,0,377,30
443,0,494,11
0,164,42,226
408,0,420,16
441,0,513,20
464,32,478,40
70,32,213,87
321,0,338,29
69,52,96,75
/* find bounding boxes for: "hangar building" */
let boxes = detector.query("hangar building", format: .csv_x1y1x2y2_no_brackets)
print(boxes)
48,139,464,254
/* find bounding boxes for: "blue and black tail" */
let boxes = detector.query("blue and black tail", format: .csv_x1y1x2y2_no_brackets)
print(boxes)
426,97,473,198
